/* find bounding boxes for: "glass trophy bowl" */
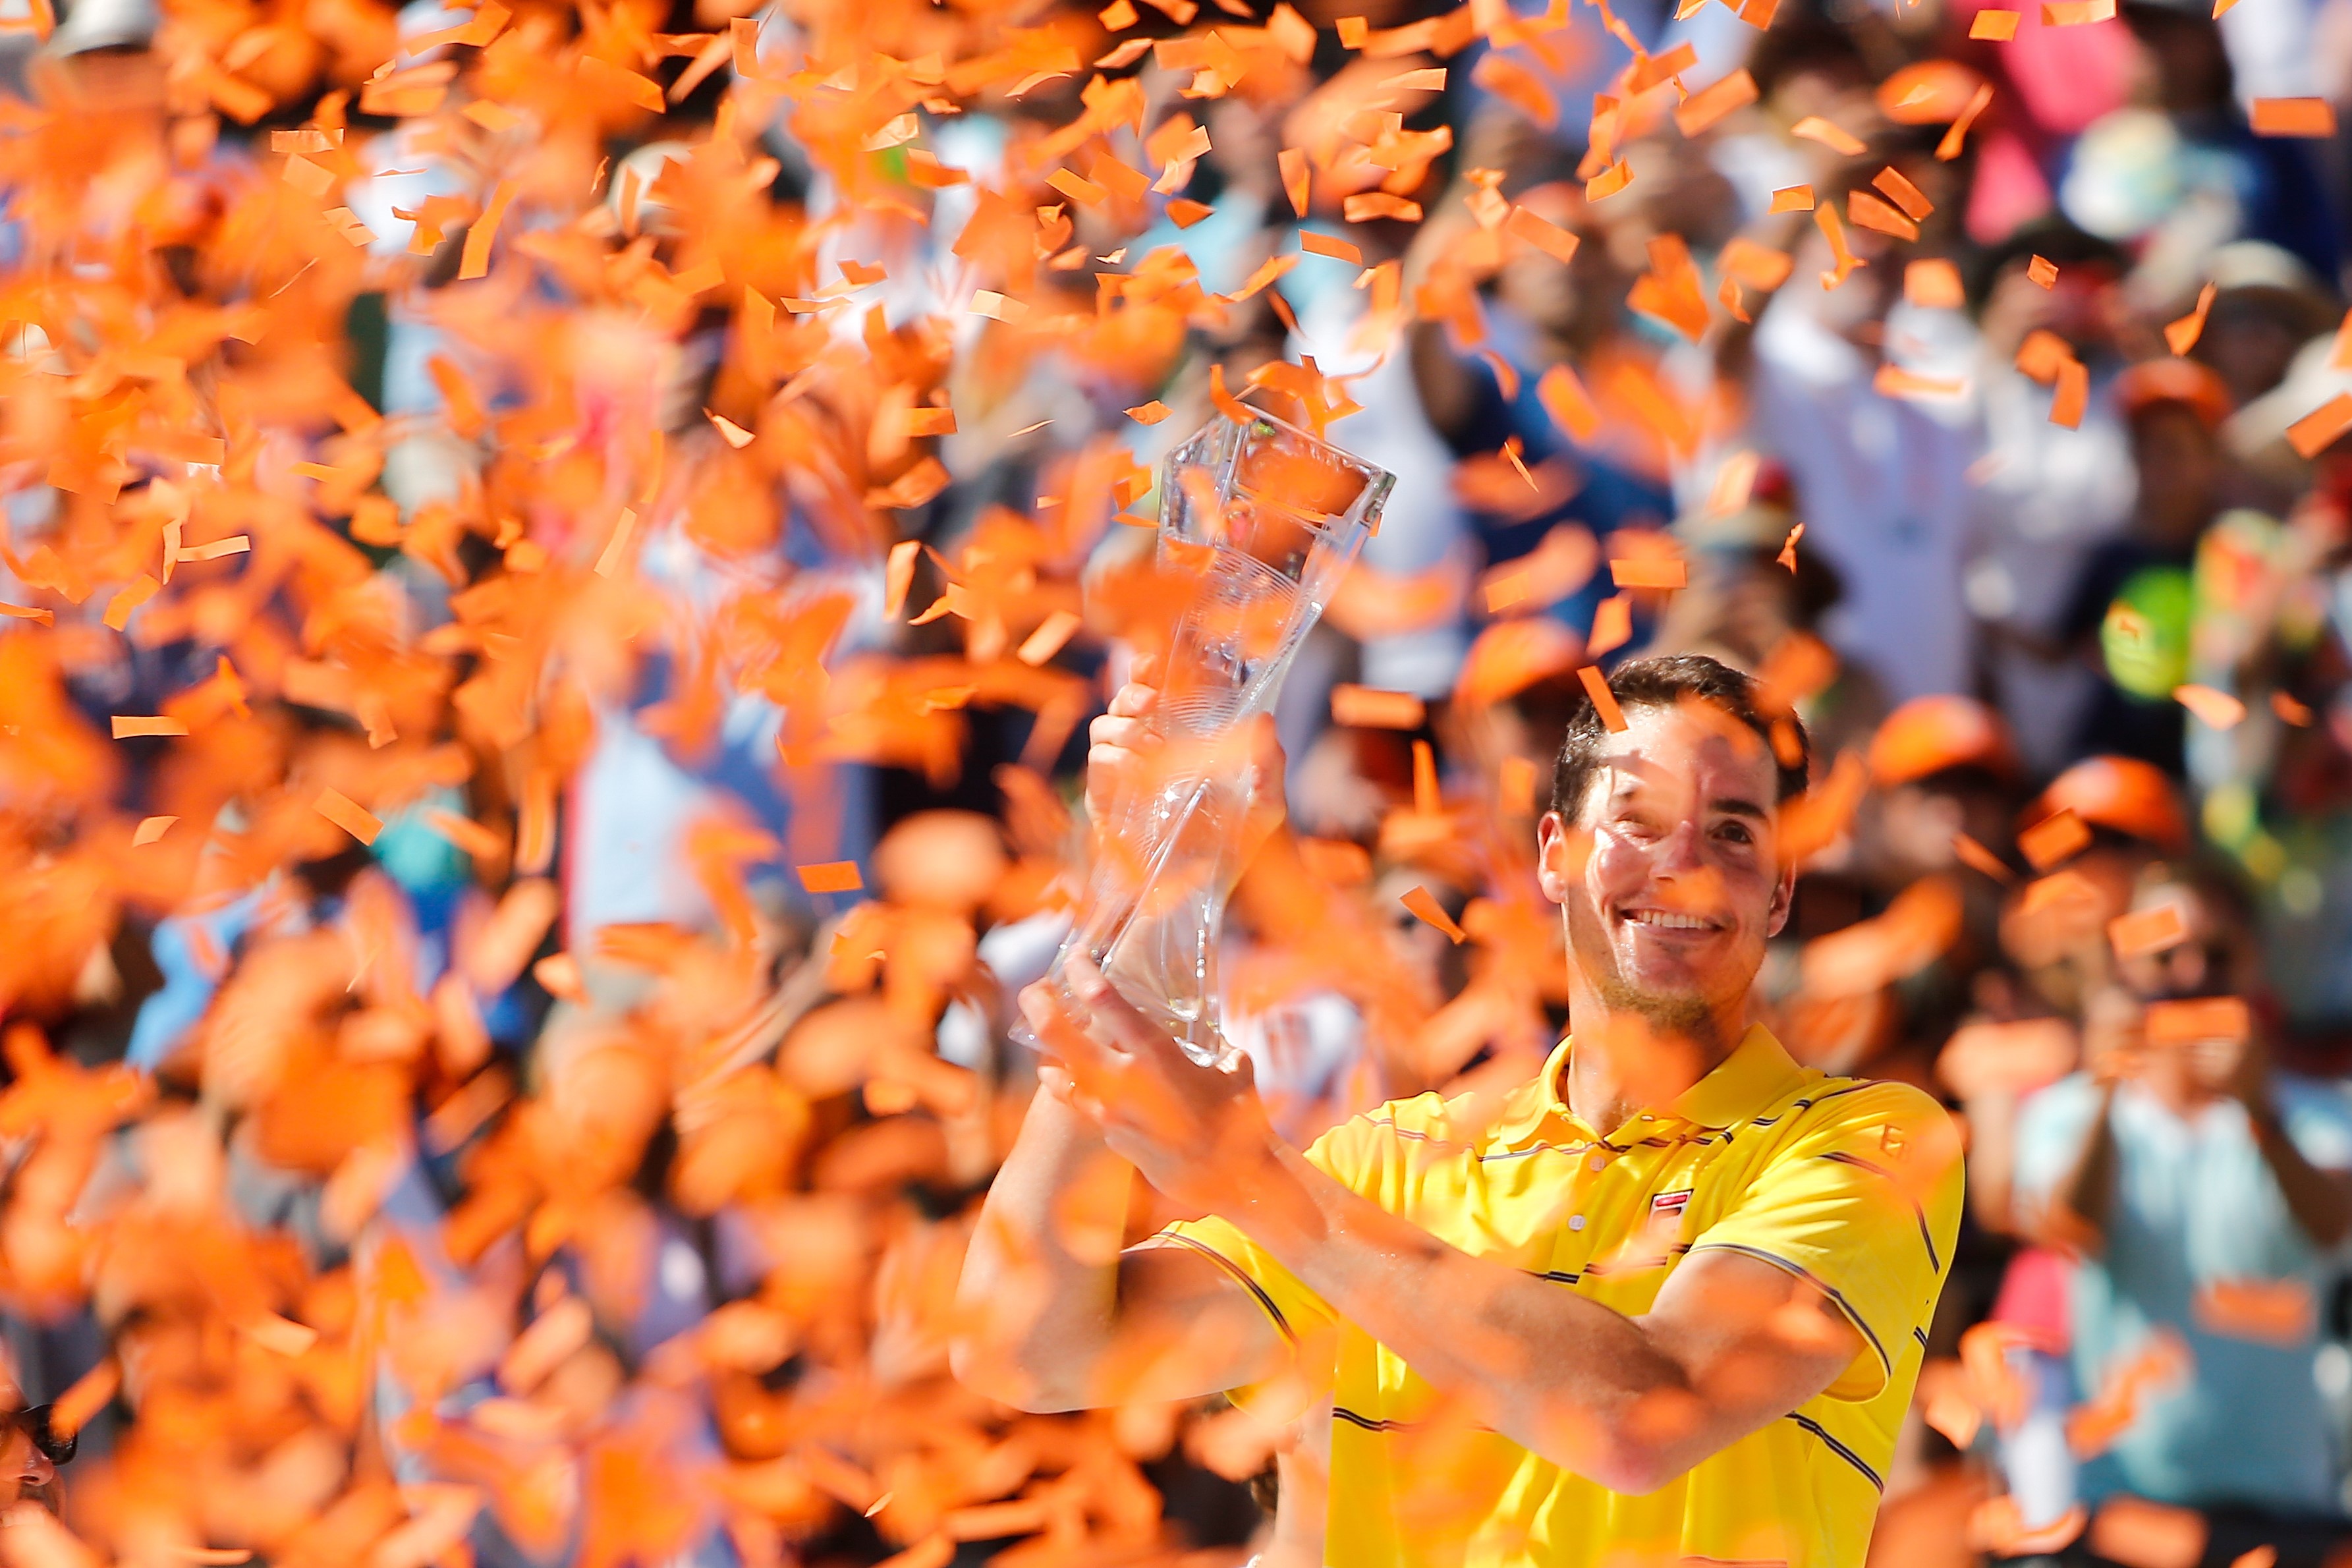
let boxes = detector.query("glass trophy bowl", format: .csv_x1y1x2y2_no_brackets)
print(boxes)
1016,403,1395,1065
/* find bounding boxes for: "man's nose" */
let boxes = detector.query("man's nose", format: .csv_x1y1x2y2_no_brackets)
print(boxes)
1650,817,1708,874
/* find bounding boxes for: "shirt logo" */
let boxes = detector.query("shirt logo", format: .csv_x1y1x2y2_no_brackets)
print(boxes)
1649,1189,1693,1227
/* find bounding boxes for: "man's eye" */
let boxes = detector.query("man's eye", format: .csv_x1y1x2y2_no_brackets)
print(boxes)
1716,821,1754,845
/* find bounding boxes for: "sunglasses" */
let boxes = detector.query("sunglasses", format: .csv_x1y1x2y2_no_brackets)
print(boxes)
7,1407,74,1467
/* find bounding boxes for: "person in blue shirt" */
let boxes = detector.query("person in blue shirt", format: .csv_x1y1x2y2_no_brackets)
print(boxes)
2013,864,2352,1568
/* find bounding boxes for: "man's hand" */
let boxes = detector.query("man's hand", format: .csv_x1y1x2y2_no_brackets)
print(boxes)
1085,655,1289,866
1019,957,1281,1214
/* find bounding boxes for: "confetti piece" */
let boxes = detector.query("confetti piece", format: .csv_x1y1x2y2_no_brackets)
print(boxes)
1536,363,1602,443
2272,690,2315,725
1970,7,2021,36
1777,521,1805,573
1938,82,1994,159
1791,116,1866,155
1872,165,1934,221
2027,254,2059,288
1503,204,1581,265
706,409,756,449
2040,0,2115,20
103,574,160,630
1816,204,1866,288
458,180,514,281
2164,282,2218,356
2050,357,2088,428
2287,392,2352,458
1768,184,1816,212
1609,557,1687,590
1875,364,1969,401
171,1551,255,1565
797,861,864,894
1331,685,1428,729
2018,808,2090,870
2173,683,2245,729
132,815,178,846
883,540,922,621
1585,160,1633,201
1301,231,1363,264
2109,902,2189,959
1399,885,1467,943
0,603,53,623
1166,198,1214,227
594,507,638,578
2145,995,2251,1045
1588,592,1633,658
111,715,188,739
1953,830,2015,883
315,787,383,846
1279,147,1310,218
1849,189,1918,241
1578,665,1628,731
1905,258,1966,307
1017,610,1082,666
2251,98,2336,137
177,535,252,561
1673,69,1758,136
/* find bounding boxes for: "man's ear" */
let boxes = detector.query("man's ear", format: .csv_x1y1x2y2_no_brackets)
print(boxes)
1765,858,1797,938
1536,811,1577,905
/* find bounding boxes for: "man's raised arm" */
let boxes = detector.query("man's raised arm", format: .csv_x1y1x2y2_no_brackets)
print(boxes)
949,1082,1291,1411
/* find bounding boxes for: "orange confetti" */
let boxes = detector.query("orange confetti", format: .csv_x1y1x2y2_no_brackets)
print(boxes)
2164,282,2218,356
316,787,383,846
2251,98,2336,136
1331,685,1428,729
2050,358,2088,428
459,181,515,282
1971,7,2021,35
111,715,188,739
1399,884,1467,943
797,862,864,894
1279,147,1310,218
2019,808,2091,870
1578,664,1628,731
2108,903,2189,959
1768,184,1816,212
1791,116,1866,155
1536,363,1602,443
1673,69,1758,136
1952,830,2015,883
1937,82,1996,159
2173,683,2245,729
2027,254,2059,289
132,815,178,846
2287,392,2352,459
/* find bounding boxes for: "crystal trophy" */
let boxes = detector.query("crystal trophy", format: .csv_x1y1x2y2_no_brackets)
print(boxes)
1019,403,1393,1065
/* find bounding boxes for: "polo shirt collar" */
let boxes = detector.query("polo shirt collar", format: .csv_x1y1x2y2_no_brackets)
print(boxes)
1490,1024,1806,1148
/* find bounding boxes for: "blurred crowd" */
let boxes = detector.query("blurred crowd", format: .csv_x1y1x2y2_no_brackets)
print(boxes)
7,0,2352,1559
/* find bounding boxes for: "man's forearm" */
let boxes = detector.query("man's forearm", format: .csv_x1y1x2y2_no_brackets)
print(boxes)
2248,1100,2352,1248
1221,1143,1709,1492
952,1087,1126,1407
2046,1082,2120,1251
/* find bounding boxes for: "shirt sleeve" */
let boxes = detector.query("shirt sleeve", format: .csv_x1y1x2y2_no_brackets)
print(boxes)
1136,1110,1393,1356
1688,1080,1967,1402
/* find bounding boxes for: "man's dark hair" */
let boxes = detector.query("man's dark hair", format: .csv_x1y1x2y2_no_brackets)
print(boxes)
1547,654,1810,822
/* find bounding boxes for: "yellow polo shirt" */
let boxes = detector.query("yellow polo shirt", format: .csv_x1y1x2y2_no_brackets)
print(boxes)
1147,1026,1963,1568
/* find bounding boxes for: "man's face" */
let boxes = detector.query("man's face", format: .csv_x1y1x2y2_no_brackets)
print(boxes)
0,1394,57,1518
1537,701,1793,1034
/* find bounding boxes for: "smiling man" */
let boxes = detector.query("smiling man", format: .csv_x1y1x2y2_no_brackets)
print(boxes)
955,654,1963,1568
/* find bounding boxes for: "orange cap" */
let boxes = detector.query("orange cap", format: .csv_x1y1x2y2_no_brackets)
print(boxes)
2114,357,2233,432
1868,695,2018,788
2025,756,2189,850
